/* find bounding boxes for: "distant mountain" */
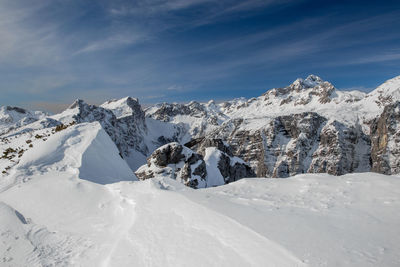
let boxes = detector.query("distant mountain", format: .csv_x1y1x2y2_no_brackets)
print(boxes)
1,74,400,187
0,106,47,135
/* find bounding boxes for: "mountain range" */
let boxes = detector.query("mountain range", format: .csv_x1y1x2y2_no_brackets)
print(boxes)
1,74,400,188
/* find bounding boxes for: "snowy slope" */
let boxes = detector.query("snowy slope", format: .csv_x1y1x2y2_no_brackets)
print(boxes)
1,171,399,266
1,122,136,189
192,173,400,266
358,75,400,119
0,106,47,135
203,147,226,187
0,156,304,266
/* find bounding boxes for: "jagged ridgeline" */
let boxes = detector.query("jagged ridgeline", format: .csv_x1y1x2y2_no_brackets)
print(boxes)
1,75,400,187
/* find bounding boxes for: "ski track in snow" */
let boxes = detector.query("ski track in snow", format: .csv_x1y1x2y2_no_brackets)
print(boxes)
99,186,137,267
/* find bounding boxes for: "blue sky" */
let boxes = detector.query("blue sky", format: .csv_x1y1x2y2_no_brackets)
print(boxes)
1,0,400,112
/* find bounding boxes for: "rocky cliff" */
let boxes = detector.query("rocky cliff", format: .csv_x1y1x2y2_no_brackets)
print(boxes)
370,101,400,174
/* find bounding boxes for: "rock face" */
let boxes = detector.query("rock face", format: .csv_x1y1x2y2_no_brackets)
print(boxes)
185,137,234,156
135,141,255,188
135,142,207,188
67,99,149,160
186,138,256,183
309,121,371,175
213,149,256,183
208,112,326,177
206,114,371,178
370,101,400,174
147,101,207,122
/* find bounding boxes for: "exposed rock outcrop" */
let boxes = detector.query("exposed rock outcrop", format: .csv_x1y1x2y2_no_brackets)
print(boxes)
135,142,207,188
136,141,255,188
309,121,371,175
212,148,256,183
147,101,208,122
185,137,233,157
370,101,400,174
186,138,256,183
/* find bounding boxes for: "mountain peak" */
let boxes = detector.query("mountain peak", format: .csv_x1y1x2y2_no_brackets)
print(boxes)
68,99,87,109
305,74,324,83
101,96,144,119
3,106,27,114
291,75,325,91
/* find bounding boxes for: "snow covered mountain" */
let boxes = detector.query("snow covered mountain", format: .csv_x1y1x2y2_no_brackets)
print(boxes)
146,74,400,178
1,74,400,183
0,106,47,135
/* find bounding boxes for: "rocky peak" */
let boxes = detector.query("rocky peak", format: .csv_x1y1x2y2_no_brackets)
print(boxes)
5,106,26,114
67,99,116,125
147,101,208,122
263,75,336,105
101,97,144,120
68,99,85,110
101,96,147,136
290,75,325,91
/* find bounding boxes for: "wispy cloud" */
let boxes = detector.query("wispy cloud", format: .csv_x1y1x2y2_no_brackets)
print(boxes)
0,1,62,66
109,0,214,15
74,33,148,54
107,0,298,29
344,52,400,65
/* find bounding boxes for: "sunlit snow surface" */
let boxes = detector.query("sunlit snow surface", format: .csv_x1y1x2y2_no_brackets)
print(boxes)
1,172,399,266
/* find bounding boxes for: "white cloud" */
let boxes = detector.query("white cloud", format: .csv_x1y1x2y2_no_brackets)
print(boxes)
108,0,214,16
74,33,148,54
346,52,400,65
